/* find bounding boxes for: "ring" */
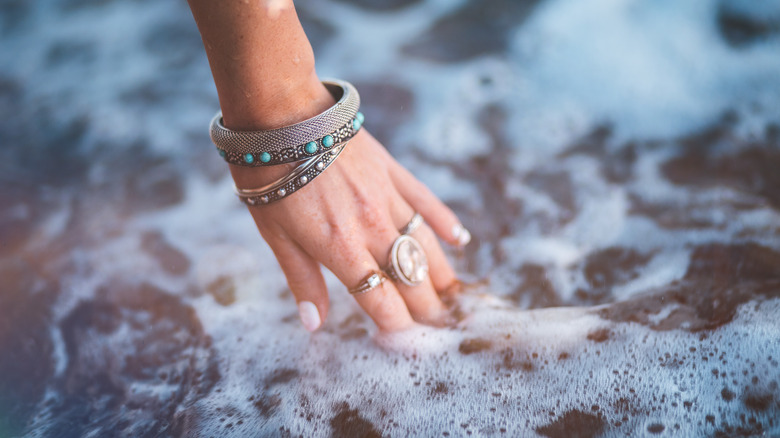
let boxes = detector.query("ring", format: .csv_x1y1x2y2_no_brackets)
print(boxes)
348,271,387,295
399,212,424,235
385,235,428,286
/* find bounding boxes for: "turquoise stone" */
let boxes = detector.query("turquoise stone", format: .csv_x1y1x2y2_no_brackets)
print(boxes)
218,149,226,158
305,141,318,154
322,135,334,148
260,152,271,163
244,153,254,164
356,112,365,123
353,118,362,131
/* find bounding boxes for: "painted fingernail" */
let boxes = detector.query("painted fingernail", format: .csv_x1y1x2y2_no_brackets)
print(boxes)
298,301,321,332
452,224,471,246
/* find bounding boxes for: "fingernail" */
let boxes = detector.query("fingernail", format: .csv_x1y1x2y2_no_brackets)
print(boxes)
452,224,471,246
298,301,321,332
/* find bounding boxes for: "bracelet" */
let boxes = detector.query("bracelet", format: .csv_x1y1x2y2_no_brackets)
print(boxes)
210,79,363,166
234,142,348,206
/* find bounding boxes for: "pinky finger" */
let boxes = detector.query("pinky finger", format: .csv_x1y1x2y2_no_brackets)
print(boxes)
389,164,471,247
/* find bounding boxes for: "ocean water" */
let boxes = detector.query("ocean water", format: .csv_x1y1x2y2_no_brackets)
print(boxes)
1,0,779,436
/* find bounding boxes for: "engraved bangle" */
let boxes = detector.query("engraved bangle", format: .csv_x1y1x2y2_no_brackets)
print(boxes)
234,142,348,206
210,79,364,166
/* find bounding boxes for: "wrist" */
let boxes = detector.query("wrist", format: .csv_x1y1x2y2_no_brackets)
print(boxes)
220,72,335,131
226,75,339,189
192,0,329,131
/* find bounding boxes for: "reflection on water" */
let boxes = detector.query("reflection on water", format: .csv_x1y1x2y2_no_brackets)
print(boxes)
1,0,779,436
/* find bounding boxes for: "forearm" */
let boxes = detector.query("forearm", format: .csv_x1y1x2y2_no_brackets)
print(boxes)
188,0,335,187
187,0,333,131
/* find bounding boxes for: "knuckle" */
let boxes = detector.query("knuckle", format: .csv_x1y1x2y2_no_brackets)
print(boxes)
356,199,386,230
325,222,350,244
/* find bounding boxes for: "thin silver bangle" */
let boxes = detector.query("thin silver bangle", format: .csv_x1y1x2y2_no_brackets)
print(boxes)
234,142,348,206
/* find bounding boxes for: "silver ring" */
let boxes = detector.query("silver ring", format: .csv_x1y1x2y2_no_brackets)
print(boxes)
385,235,428,287
399,213,424,235
348,271,387,295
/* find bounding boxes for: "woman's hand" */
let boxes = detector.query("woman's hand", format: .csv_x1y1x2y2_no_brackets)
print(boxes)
187,0,468,331
232,129,470,331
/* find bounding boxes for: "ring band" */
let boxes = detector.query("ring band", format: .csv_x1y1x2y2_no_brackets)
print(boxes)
384,235,428,287
399,213,423,235
348,271,387,295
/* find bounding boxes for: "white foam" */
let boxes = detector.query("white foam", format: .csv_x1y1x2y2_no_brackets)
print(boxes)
8,0,780,435
511,0,780,142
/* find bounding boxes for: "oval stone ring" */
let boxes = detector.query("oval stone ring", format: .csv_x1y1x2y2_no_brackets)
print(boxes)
385,235,429,286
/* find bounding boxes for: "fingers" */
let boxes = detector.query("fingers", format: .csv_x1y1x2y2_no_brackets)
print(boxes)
351,277,416,332
336,260,417,332
311,236,416,332
363,218,448,325
266,226,416,332
247,130,470,332
410,222,459,296
389,198,458,293
388,163,471,247
266,233,329,332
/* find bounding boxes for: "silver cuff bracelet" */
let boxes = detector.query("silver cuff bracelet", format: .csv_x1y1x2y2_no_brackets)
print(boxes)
210,79,363,166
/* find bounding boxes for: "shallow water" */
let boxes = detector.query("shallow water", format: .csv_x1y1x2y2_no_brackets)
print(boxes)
1,0,779,436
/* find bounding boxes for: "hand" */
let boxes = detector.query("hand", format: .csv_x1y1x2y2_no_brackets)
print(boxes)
186,0,469,331
233,130,470,332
